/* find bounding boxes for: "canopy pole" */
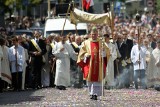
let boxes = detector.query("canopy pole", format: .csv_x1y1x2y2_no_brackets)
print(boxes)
61,2,72,36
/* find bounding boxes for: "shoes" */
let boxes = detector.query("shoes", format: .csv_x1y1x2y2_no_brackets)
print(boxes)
155,87,160,91
56,86,66,90
90,95,97,100
32,85,42,90
135,86,138,89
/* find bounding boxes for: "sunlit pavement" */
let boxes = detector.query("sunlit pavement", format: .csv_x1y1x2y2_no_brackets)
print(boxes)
0,87,160,107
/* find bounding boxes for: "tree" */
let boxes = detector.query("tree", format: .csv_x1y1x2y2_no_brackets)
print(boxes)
156,0,160,13
118,0,126,2
29,0,44,5
0,0,43,27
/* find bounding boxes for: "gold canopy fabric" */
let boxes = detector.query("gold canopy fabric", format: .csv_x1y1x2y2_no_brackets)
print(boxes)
70,8,112,25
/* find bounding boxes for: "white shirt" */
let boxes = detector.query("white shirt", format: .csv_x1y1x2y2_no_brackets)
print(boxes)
9,45,26,73
131,44,147,70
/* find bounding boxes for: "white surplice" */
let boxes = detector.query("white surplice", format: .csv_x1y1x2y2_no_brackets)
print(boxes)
1,46,11,84
22,48,29,90
105,42,117,86
145,47,153,87
131,44,147,70
0,46,3,78
8,45,26,73
52,41,77,87
147,48,160,86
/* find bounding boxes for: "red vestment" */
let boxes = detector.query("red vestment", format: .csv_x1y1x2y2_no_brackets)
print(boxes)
77,39,109,82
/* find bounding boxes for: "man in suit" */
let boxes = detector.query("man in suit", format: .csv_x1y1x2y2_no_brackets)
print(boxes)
147,34,156,49
117,34,127,74
123,31,134,88
28,31,47,89
123,31,133,60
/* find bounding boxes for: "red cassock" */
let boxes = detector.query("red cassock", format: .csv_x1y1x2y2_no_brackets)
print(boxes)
77,39,109,82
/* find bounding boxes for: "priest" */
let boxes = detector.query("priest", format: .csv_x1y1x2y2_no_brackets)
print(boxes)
77,27,110,100
52,35,77,90
148,40,160,91
104,34,117,89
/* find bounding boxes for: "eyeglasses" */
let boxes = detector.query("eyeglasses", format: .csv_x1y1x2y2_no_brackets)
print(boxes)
84,38,88,40
118,38,122,39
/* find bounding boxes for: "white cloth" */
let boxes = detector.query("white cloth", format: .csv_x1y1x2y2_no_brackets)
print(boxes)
105,42,117,86
1,46,11,84
145,47,153,87
52,42,77,87
141,14,148,24
87,81,102,96
112,41,121,58
86,0,94,6
41,45,50,87
147,48,160,86
0,46,3,78
9,45,26,73
22,48,28,90
131,44,147,70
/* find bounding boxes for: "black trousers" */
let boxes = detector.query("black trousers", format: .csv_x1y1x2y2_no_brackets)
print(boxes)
50,71,55,87
31,57,43,88
114,60,118,78
12,72,22,90
25,65,33,88
50,61,56,87
0,78,3,92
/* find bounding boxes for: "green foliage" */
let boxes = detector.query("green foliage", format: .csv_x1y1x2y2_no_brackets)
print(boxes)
117,0,126,3
0,0,43,14
3,0,43,7
156,0,160,13
29,0,43,5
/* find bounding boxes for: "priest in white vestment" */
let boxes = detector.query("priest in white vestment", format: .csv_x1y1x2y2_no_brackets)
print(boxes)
0,45,3,92
131,37,147,89
143,39,153,88
104,34,117,88
22,48,28,90
9,37,26,91
0,46,3,78
52,36,77,90
1,45,11,85
147,40,160,91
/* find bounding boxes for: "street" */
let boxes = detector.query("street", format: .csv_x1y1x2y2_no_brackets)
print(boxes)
0,87,160,107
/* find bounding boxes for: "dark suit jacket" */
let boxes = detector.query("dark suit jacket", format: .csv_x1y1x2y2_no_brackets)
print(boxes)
28,39,47,64
117,41,127,60
124,39,133,59
151,41,156,49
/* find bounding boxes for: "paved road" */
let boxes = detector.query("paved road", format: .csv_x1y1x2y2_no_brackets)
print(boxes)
0,87,160,107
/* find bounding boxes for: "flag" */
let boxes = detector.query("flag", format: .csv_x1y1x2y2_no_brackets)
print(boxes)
82,0,93,11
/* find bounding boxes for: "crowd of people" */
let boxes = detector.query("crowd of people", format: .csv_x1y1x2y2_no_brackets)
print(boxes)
0,11,160,101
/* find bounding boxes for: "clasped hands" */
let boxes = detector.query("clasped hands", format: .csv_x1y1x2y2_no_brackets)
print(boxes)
60,47,65,52
136,60,141,64
33,51,41,56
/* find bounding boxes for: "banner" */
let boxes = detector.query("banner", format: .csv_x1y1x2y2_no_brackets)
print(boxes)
70,8,112,25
